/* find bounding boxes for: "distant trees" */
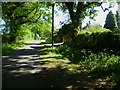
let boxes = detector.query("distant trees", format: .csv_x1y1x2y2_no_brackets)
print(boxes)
104,3,120,31
117,2,120,28
116,11,120,29
104,11,118,31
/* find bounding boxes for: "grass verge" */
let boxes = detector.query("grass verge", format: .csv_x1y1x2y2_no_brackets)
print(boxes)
2,42,24,56
39,46,120,89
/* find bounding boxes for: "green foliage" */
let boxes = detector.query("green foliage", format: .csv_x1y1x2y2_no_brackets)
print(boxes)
73,26,120,51
116,11,120,29
2,43,24,55
57,2,102,36
26,45,120,88
38,23,52,42
56,43,120,86
57,26,120,63
59,23,75,35
104,11,118,31
79,25,111,34
72,26,113,50
2,2,52,43
2,2,53,55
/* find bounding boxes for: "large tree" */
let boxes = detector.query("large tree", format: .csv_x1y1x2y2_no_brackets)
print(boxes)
58,2,102,36
2,2,51,43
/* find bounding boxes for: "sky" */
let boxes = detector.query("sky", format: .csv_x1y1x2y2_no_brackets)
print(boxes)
54,2,118,29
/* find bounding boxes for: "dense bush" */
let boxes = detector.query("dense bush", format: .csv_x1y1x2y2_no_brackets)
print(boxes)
57,25,120,64
70,25,120,52
57,43,120,86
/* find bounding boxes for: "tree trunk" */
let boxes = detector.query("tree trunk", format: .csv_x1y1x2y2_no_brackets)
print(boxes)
9,18,18,43
52,3,54,47
9,26,16,43
64,2,101,37
65,2,82,37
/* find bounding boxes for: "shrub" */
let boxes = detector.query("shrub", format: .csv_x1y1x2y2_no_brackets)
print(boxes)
71,25,120,52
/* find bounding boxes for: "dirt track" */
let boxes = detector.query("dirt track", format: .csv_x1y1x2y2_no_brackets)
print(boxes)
2,41,65,88
2,41,119,89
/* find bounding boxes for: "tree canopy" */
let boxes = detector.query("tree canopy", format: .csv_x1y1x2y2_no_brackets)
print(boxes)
2,1,119,43
2,2,52,43
104,11,118,31
57,2,102,37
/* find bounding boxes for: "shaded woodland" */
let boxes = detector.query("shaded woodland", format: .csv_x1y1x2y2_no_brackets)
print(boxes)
1,1,120,89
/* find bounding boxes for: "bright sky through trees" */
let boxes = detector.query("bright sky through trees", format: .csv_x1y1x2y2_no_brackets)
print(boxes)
0,2,118,31
54,2,118,29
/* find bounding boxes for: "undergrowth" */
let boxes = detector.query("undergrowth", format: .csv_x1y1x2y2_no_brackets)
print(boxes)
2,42,24,55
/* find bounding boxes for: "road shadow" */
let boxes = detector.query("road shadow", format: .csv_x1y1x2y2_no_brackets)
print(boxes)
2,42,65,88
2,42,120,89
3,63,120,89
